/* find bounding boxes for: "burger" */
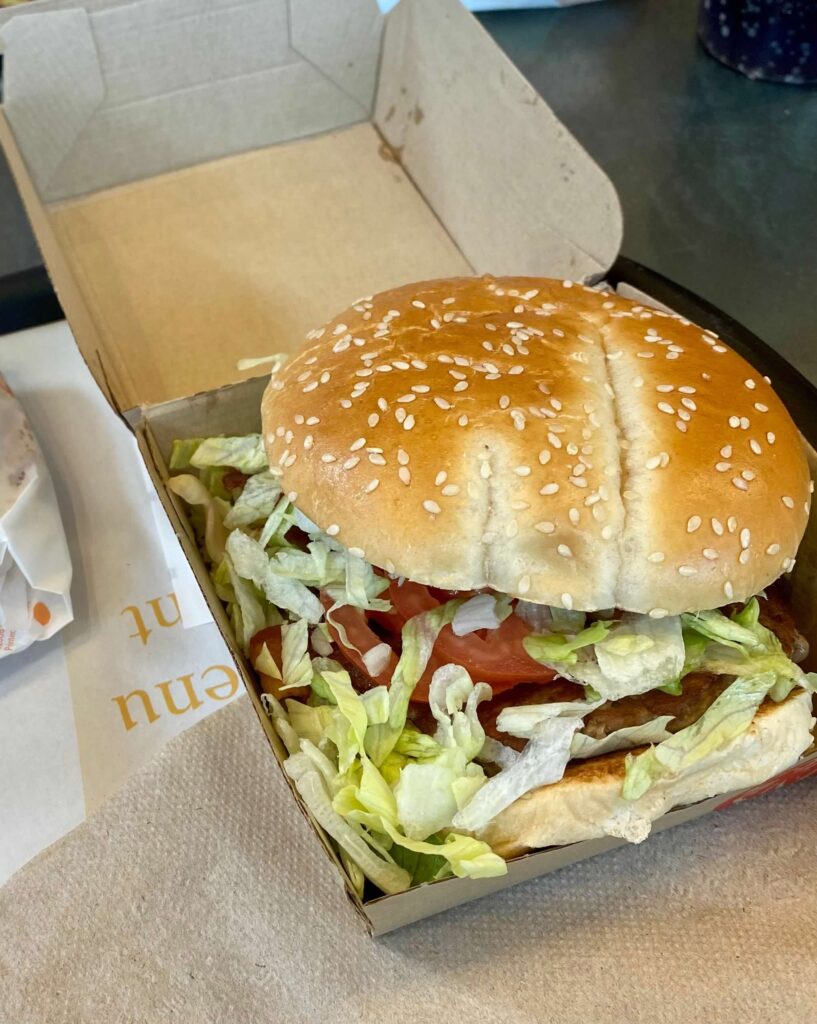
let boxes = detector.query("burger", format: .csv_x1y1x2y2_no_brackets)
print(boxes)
168,276,816,896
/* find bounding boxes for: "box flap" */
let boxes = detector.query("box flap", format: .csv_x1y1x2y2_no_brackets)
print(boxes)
375,0,622,281
0,0,383,201
0,0,621,413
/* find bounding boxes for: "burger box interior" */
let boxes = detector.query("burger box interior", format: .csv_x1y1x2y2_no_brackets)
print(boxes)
1,0,816,935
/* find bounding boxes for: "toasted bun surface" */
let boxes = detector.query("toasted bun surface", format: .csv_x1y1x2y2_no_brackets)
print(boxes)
262,276,811,614
477,691,815,858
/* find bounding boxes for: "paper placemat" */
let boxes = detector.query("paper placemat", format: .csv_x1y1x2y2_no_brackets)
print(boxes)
0,321,236,884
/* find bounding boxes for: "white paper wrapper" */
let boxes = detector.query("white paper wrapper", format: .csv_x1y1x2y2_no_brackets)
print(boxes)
0,375,72,657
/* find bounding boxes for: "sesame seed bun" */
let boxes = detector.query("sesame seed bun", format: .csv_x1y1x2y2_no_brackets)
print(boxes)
262,276,812,614
475,690,815,857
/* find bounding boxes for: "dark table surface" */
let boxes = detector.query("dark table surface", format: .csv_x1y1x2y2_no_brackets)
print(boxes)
2,0,816,382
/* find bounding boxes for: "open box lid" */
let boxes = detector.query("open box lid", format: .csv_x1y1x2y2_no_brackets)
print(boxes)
0,0,622,415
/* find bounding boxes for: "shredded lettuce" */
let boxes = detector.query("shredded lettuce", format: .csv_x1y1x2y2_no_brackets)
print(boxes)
572,717,675,759
623,673,777,800
169,438,203,470
224,472,283,529
280,619,313,691
365,598,466,766
167,474,229,564
451,593,512,637
453,716,585,834
524,614,686,703
523,619,611,666
223,552,265,652
190,435,268,474
496,698,604,739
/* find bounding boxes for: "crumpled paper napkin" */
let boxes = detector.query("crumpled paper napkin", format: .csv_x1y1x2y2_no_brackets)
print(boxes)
0,374,72,658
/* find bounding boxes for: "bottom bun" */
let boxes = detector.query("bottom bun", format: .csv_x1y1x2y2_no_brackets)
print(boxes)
478,692,816,859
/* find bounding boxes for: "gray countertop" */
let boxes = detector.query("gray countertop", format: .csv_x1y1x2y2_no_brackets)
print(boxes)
2,0,816,381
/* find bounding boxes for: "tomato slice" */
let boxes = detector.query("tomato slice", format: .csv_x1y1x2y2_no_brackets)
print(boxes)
371,579,557,702
248,626,310,701
321,597,399,686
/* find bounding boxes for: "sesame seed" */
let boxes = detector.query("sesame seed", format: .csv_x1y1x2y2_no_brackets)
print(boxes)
739,550,750,565
749,439,762,455
740,528,751,549
766,543,780,555
647,552,665,563
434,397,452,410
395,408,407,424
658,402,674,415
540,483,559,495
727,516,738,533
562,593,574,610
348,547,365,558
679,386,696,394
397,394,416,404
343,457,360,470
411,299,426,309
325,524,340,537
303,381,318,393
767,432,776,444
678,565,697,577
306,416,320,426
728,416,740,428
403,415,416,430
283,453,297,468
740,417,749,429
368,413,379,428
398,467,411,486
321,454,336,464
645,454,663,470
676,421,688,433
724,581,735,599
319,370,331,384
687,515,702,532
423,500,441,515
535,518,557,534
703,548,718,560
514,466,531,477
303,435,314,450
754,403,769,413
442,484,460,497
434,471,447,486
712,517,724,536
411,359,428,370
412,384,430,394
782,495,795,508
681,397,697,411
656,384,674,393
350,437,366,451
732,477,749,491
720,445,732,458
601,524,614,540
518,575,532,595
547,432,562,449
340,399,352,409
369,453,386,466
716,462,731,472
744,379,756,390
649,608,669,619
741,469,755,481
364,478,380,494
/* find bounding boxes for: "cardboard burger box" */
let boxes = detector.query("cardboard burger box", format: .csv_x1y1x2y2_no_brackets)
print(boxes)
1,0,816,934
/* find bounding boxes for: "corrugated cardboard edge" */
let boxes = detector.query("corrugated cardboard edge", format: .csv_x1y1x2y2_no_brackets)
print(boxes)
135,375,817,936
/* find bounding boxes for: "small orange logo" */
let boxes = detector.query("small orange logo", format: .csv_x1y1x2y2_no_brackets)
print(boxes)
32,602,51,626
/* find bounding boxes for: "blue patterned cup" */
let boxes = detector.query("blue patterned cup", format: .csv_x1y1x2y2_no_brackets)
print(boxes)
699,0,817,84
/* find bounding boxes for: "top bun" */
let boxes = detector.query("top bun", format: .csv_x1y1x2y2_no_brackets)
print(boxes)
262,276,811,615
